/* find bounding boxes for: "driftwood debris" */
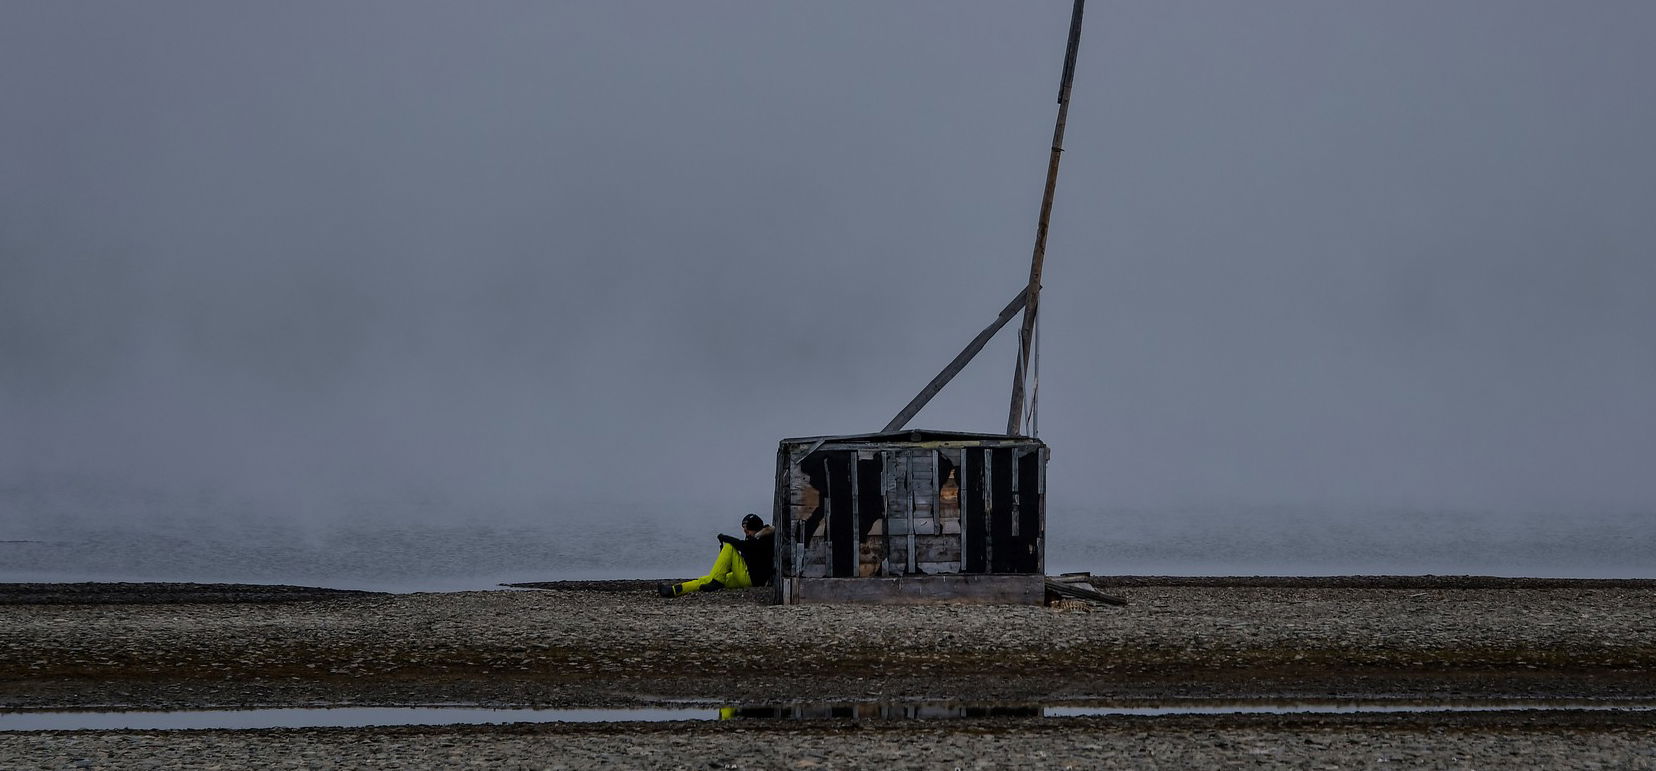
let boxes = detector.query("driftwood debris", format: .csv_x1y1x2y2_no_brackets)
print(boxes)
1044,573,1128,606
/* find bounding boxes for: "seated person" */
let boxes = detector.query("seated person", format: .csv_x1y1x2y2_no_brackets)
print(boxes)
659,514,775,597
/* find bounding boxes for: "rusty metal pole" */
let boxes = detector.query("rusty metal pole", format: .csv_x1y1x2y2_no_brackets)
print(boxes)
1008,0,1085,436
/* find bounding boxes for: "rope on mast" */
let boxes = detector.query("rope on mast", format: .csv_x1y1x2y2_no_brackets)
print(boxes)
1027,313,1041,437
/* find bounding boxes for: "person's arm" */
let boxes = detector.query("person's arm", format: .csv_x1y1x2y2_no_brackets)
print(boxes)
738,527,776,558
718,533,741,546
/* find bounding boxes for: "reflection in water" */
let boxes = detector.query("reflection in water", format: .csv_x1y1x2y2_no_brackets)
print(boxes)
0,707,707,732
721,699,1656,720
720,703,1041,721
1044,700,1656,717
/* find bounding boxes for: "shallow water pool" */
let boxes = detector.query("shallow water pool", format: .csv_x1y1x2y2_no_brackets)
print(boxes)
5,699,1655,731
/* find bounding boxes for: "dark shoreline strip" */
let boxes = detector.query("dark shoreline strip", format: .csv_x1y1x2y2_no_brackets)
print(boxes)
6,575,1656,606
0,583,384,605
1093,575,1656,590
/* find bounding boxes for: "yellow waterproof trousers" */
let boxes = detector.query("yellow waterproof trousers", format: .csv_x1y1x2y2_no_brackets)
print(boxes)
679,543,752,593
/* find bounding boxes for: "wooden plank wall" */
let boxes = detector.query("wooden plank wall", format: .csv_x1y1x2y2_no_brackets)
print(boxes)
782,442,1044,581
786,452,831,579
856,452,885,577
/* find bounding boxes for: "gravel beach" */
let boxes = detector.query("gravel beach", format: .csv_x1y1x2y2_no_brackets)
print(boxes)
10,712,1656,770
3,577,1654,768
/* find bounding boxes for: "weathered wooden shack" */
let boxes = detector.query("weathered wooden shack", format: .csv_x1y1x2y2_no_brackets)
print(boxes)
764,0,1087,605
773,430,1048,605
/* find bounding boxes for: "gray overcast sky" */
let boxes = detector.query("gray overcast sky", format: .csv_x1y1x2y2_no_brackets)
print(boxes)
3,1,1654,521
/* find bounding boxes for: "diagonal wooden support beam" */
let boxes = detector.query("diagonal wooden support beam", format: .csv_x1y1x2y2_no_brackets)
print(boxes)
883,288,1028,433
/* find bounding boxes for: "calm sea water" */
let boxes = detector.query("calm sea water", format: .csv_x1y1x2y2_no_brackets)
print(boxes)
2,484,1651,590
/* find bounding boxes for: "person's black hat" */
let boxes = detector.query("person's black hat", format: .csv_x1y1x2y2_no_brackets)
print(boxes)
741,513,764,531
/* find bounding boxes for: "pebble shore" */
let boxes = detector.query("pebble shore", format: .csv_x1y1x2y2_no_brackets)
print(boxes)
11,712,1656,770
3,577,1654,768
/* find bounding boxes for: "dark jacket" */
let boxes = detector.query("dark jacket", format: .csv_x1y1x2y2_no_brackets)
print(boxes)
721,526,776,586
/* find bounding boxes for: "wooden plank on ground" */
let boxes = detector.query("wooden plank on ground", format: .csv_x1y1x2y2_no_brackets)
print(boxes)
1043,578,1128,606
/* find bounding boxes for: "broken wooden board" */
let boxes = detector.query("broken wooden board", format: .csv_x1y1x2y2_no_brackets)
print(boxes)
1043,577,1128,606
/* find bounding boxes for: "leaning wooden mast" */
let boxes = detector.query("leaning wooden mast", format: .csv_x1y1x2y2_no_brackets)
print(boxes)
882,0,1086,435
1007,0,1086,436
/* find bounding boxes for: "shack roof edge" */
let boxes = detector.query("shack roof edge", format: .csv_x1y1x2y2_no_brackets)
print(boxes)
778,429,1044,446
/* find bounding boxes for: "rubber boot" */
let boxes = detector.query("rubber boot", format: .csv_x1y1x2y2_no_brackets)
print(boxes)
703,579,724,592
